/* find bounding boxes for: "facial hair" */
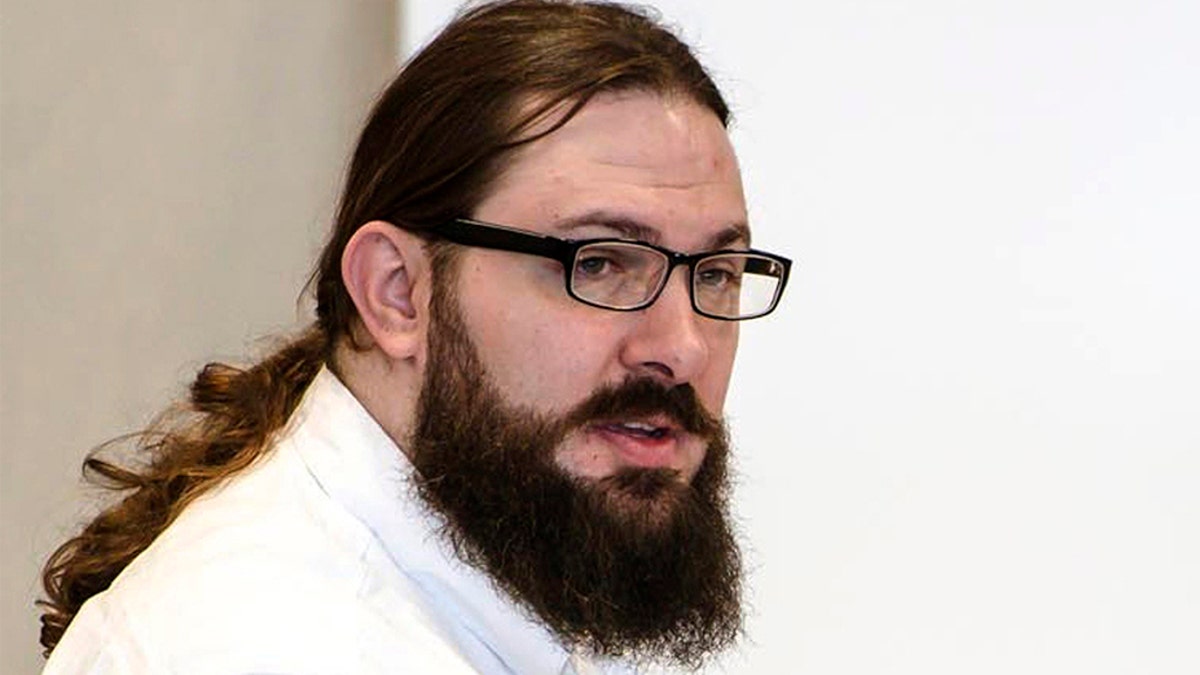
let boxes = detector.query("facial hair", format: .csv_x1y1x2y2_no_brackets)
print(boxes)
407,273,743,670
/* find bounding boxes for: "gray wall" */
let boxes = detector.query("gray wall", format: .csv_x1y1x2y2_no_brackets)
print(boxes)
1,2,397,671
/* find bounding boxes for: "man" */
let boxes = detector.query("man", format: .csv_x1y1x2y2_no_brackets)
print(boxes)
39,1,790,672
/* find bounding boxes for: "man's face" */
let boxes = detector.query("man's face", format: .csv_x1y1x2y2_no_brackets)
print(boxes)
456,91,747,484
406,92,747,666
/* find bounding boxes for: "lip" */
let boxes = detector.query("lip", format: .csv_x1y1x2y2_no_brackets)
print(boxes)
588,419,681,469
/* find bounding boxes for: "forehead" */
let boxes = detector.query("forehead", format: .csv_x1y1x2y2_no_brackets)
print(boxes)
474,91,749,250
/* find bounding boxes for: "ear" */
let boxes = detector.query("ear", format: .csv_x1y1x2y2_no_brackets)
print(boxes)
341,221,432,362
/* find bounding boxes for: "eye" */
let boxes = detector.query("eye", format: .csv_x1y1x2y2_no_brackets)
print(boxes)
696,266,740,289
575,254,620,277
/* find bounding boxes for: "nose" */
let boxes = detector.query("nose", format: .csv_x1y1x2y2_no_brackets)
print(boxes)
618,266,711,385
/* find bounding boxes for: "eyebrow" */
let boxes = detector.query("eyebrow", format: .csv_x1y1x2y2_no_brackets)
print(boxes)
551,209,752,250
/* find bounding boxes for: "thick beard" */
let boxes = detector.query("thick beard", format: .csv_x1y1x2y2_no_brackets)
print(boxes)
407,270,743,670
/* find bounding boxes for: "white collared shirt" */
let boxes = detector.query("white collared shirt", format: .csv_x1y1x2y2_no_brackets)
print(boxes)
45,368,633,674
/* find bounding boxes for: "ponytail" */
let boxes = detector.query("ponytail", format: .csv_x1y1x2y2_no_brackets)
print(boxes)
38,327,329,655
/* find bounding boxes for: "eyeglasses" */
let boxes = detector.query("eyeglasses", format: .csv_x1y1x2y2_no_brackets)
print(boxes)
436,218,791,321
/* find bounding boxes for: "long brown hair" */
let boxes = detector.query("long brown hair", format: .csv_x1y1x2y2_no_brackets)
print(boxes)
39,0,730,656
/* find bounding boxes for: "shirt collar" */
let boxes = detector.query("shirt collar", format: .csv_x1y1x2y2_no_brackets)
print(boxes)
286,366,573,674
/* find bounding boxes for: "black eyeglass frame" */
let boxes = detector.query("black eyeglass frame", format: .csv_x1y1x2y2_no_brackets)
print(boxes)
436,218,792,321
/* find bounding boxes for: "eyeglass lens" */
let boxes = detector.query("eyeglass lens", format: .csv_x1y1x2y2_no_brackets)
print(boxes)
571,243,668,308
570,242,783,318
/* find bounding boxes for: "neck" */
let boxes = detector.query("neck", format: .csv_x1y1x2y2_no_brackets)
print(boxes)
330,337,421,458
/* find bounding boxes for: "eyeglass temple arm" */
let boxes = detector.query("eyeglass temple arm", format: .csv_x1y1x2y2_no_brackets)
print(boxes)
438,218,570,260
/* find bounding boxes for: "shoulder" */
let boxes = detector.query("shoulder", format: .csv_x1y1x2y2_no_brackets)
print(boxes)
45,444,476,674
46,590,477,674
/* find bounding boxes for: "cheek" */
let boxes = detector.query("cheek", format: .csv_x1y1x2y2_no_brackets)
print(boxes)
456,258,620,412
484,321,608,409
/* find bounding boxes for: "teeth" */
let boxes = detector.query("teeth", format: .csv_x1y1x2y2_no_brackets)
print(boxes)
610,421,667,439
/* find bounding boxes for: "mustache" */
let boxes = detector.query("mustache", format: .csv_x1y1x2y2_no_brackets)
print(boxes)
562,377,724,439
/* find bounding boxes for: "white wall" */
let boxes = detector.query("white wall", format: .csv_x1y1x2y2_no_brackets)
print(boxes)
0,3,396,673
411,2,1200,673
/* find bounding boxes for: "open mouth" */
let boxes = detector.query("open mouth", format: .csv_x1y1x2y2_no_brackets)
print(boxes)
587,417,683,469
598,421,673,440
